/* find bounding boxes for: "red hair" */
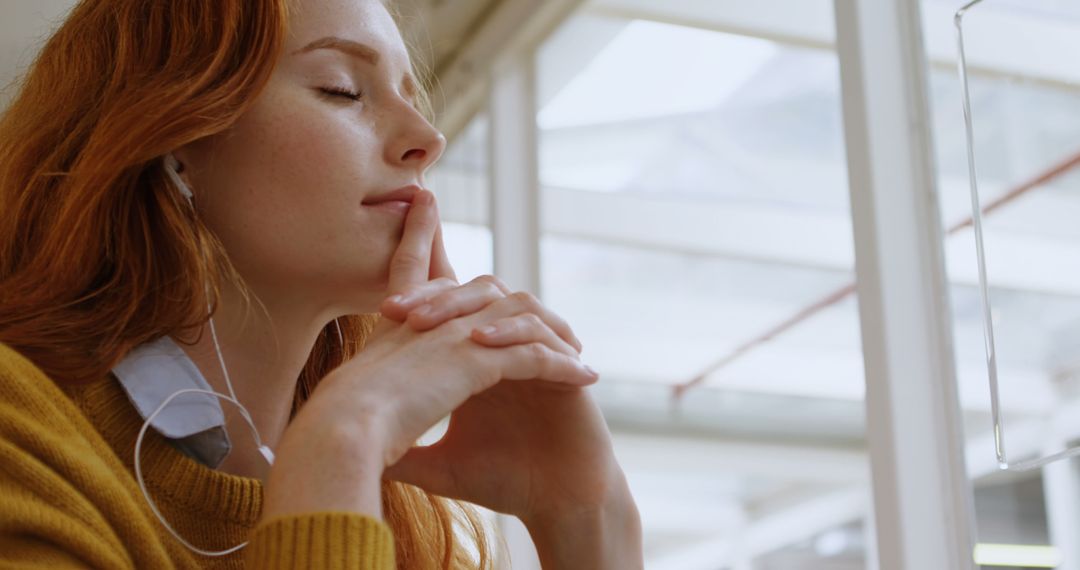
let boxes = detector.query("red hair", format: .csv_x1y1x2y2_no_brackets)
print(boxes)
0,1,490,567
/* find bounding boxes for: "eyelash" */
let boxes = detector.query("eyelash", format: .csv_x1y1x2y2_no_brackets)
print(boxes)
320,86,363,102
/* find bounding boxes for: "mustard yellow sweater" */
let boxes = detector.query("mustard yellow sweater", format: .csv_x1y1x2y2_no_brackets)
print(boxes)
0,342,395,569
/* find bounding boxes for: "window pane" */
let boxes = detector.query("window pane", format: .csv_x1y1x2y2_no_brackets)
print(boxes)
924,0,1080,566
429,113,493,281
538,9,869,569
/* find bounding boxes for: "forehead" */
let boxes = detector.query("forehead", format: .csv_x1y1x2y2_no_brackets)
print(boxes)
286,0,411,68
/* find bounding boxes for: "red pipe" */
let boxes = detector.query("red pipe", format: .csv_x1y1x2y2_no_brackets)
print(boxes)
672,150,1080,402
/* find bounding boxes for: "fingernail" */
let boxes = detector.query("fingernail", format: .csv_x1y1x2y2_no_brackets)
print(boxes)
585,365,600,379
478,325,498,336
412,304,432,317
416,191,433,205
386,294,405,305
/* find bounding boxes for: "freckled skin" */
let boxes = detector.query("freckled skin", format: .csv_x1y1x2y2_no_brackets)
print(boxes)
177,0,444,316
167,8,642,564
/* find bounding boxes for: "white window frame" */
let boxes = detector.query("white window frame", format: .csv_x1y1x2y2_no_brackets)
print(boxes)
835,0,977,568
461,0,986,567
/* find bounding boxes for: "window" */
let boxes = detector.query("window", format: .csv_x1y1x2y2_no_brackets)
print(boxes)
535,9,870,568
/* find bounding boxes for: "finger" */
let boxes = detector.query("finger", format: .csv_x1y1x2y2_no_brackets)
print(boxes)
459,290,583,353
405,276,507,331
429,215,458,283
380,277,459,321
489,342,599,387
470,313,579,359
485,275,513,296
387,190,437,295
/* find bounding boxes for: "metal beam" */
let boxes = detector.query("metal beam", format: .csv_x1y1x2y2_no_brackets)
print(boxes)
835,0,976,568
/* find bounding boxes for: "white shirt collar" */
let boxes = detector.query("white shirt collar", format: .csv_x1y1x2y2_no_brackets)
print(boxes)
111,336,231,468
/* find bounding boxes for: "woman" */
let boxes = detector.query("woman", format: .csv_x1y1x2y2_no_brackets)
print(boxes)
0,0,643,568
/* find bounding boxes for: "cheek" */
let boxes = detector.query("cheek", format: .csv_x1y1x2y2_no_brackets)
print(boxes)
257,94,372,210
195,89,389,289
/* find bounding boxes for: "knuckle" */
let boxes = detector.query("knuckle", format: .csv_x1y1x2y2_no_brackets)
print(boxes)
471,277,504,298
425,291,449,310
521,313,545,329
490,317,514,335
467,276,496,292
552,312,572,328
526,341,549,362
436,276,459,288
509,291,540,310
488,275,510,291
480,281,504,299
391,251,422,269
481,274,506,287
402,282,427,297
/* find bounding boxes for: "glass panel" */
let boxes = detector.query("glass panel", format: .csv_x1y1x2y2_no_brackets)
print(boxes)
538,7,869,569
924,0,1080,565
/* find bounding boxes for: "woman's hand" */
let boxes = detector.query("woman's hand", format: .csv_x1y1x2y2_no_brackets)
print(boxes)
379,232,644,569
262,190,599,522
267,188,642,567
381,278,627,517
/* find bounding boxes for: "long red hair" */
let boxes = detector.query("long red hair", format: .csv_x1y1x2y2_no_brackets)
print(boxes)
0,1,491,567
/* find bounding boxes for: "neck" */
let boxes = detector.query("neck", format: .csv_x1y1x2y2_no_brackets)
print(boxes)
173,282,339,480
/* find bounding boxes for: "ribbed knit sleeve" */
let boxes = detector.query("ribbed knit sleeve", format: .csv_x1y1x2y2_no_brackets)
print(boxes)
244,512,395,569
0,344,155,569
0,343,398,569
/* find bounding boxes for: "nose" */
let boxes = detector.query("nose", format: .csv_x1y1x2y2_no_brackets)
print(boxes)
386,103,446,174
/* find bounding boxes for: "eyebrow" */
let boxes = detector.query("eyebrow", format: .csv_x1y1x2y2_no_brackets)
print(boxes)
294,36,380,65
293,36,419,101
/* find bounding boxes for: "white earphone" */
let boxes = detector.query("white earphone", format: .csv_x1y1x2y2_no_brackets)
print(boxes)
132,154,267,556
133,154,346,556
163,153,193,203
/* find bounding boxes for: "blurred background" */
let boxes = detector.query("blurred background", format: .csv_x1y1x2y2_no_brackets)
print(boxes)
3,1,1080,568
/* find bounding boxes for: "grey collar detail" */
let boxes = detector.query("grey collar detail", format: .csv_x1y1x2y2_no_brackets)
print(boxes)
111,336,232,468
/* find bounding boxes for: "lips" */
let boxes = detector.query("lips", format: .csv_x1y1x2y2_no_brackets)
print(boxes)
362,185,422,206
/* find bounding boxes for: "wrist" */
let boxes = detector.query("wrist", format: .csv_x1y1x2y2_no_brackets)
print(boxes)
305,370,396,465
521,476,643,570
521,476,638,531
520,459,634,524
263,402,388,522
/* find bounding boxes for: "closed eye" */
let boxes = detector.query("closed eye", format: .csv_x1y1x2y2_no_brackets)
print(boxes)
319,86,363,102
